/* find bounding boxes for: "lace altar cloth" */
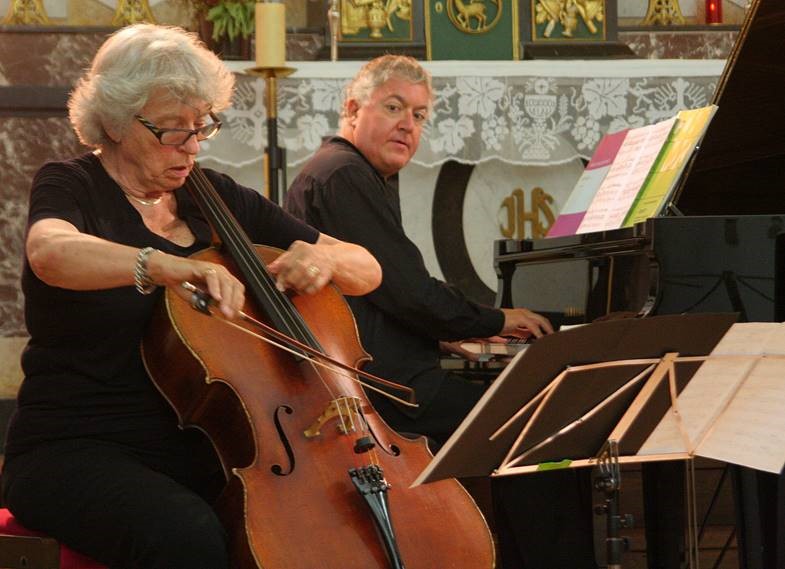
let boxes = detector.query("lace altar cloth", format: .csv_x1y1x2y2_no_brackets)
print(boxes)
203,59,724,169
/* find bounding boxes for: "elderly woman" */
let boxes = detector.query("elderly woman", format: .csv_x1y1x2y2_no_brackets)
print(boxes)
0,24,380,569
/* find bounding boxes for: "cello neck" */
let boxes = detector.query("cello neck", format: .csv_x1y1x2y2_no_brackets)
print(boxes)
185,165,321,350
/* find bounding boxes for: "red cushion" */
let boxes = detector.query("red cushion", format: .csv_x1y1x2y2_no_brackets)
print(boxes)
0,508,108,569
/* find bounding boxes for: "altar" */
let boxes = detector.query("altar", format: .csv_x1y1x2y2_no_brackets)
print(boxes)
201,59,724,303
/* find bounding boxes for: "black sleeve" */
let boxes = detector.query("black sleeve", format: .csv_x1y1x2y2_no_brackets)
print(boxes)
298,165,503,341
27,161,90,232
205,169,319,249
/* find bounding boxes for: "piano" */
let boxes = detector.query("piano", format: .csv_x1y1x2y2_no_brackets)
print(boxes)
493,1,785,567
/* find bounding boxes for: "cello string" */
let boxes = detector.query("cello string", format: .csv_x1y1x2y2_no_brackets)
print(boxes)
186,170,293,321
211,287,416,398
350,396,381,467
189,167,319,350
188,167,386,402
187,167,388,459
187,168,311,348
187,173,364,460
187,171,370,447
177,274,414,470
193,301,417,408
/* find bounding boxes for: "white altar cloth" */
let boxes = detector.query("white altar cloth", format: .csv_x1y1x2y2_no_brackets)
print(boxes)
203,59,725,171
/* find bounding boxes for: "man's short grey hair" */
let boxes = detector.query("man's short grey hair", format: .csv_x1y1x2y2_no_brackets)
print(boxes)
68,24,235,148
340,55,432,123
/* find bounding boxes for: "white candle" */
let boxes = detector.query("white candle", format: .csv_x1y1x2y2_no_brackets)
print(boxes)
255,2,286,68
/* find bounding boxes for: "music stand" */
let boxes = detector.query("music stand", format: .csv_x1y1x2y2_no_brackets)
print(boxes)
415,314,785,567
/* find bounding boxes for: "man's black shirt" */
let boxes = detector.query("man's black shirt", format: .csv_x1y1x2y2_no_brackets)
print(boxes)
285,137,503,415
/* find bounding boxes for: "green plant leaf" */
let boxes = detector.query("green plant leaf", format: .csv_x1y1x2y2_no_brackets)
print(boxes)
206,1,256,41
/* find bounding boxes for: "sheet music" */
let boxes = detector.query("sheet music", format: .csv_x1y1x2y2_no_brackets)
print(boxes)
622,105,717,226
637,409,686,456
696,357,785,473
642,323,785,473
547,129,628,237
693,322,785,473
638,357,756,455
710,321,785,355
576,117,676,234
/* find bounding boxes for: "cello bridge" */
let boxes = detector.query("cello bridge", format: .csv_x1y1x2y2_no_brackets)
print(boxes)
304,396,364,438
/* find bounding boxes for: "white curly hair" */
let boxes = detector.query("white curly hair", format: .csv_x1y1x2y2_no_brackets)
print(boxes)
68,23,235,148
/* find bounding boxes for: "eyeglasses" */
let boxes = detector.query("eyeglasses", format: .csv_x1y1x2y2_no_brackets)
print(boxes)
135,111,222,146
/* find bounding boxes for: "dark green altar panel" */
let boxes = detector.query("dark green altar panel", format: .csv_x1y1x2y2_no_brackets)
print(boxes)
425,0,520,60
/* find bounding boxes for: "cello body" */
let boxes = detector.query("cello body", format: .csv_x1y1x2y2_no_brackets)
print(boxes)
142,245,496,569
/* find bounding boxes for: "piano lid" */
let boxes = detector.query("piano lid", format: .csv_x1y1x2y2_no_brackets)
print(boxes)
669,0,785,216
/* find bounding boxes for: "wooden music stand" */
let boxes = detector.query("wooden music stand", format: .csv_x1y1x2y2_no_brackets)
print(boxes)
415,314,785,567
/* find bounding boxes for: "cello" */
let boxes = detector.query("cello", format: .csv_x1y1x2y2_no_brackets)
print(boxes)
141,165,496,569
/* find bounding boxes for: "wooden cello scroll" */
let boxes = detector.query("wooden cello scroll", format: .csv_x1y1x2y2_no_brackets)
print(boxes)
141,164,496,569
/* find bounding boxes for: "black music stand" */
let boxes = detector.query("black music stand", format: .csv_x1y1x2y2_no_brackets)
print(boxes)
414,313,743,567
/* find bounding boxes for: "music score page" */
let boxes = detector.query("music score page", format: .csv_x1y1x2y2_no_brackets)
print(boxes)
577,117,676,234
639,323,785,474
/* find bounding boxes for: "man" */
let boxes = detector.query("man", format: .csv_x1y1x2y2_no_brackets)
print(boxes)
285,54,552,444
285,55,598,569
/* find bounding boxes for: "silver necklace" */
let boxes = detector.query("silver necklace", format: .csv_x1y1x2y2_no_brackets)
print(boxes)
96,151,163,206
122,190,163,207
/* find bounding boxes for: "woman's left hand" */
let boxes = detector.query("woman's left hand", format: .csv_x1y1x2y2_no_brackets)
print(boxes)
267,240,335,295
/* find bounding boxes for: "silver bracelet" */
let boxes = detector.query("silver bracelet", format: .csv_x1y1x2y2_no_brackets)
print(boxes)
134,247,158,295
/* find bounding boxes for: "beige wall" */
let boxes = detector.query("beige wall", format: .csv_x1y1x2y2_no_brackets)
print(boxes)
0,339,26,399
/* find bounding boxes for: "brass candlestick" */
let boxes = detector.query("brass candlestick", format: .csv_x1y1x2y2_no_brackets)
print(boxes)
245,66,296,206
328,0,340,61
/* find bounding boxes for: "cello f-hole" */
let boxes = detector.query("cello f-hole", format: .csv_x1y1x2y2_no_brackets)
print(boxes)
271,405,295,476
145,165,497,568
363,422,402,457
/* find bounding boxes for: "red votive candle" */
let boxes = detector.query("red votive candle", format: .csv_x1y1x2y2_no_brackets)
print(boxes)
706,0,722,23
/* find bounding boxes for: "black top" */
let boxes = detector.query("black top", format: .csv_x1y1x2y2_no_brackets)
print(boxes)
6,153,318,458
285,137,503,413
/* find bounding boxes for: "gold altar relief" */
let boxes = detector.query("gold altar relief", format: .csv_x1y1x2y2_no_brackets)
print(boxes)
641,0,685,25
499,187,555,240
2,0,51,24
446,0,502,34
341,0,412,39
112,0,156,26
535,0,604,38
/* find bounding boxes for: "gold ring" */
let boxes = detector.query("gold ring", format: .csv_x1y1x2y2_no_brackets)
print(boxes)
306,265,320,276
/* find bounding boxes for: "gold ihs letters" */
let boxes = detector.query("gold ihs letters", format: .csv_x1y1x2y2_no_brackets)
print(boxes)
500,187,555,240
